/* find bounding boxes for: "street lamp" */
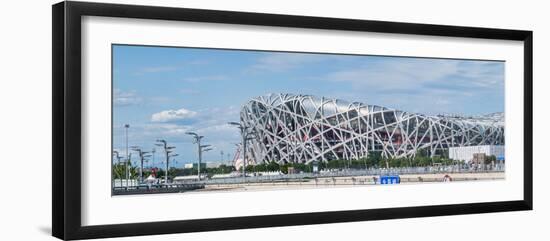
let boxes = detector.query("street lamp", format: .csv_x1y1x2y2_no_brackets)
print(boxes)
124,124,130,188
168,154,179,167
156,139,175,185
131,146,150,183
228,122,256,179
167,153,178,180
143,154,152,176
112,150,122,189
125,153,132,188
113,151,122,164
186,132,209,180
227,153,231,166
151,148,156,169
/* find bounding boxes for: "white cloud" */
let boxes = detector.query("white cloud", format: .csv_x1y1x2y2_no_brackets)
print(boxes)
140,66,178,73
180,88,200,94
136,60,210,75
250,52,333,72
143,123,191,135
458,61,504,88
182,75,229,83
113,106,242,159
151,108,198,122
320,59,503,115
148,96,172,103
114,89,141,106
196,123,239,136
324,59,503,93
325,59,459,91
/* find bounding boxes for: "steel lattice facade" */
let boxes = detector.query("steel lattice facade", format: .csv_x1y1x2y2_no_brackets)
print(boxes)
240,94,504,164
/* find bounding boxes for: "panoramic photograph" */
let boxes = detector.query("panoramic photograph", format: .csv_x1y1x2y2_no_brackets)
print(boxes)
111,45,505,195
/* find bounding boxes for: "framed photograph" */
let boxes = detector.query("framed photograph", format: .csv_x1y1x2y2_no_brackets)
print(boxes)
52,1,533,240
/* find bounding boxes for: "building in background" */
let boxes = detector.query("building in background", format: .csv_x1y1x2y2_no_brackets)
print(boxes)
240,93,505,164
183,162,224,169
449,145,505,163
183,163,205,169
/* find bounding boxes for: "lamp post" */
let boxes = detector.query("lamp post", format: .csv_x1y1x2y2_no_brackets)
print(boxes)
234,143,241,169
124,124,130,188
151,148,156,169
143,154,151,176
228,122,256,180
112,151,122,189
167,153,178,180
113,151,122,164
155,139,175,185
125,153,132,188
169,155,179,168
131,146,150,183
186,132,209,180
201,146,213,176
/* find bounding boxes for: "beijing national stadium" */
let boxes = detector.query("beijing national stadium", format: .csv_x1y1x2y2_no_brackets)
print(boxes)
239,93,504,164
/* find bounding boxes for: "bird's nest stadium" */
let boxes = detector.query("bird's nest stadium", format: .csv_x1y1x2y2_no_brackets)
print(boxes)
239,93,504,164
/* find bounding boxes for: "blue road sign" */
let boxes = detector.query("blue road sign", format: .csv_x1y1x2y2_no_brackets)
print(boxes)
380,175,400,184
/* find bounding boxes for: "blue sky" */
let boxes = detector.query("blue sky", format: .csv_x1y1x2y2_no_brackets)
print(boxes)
112,44,504,167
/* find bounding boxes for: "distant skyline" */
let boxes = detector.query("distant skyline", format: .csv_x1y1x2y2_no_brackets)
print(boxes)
112,44,504,167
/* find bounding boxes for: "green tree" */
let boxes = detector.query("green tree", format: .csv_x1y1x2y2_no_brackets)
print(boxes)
112,161,138,180
367,151,382,168
416,149,429,158
156,169,166,179
245,164,254,173
280,163,289,174
112,163,125,179
484,155,497,165
266,161,280,172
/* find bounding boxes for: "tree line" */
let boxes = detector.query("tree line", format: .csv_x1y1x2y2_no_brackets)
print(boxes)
113,150,496,179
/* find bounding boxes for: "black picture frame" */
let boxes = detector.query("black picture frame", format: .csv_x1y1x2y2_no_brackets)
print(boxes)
52,1,533,240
